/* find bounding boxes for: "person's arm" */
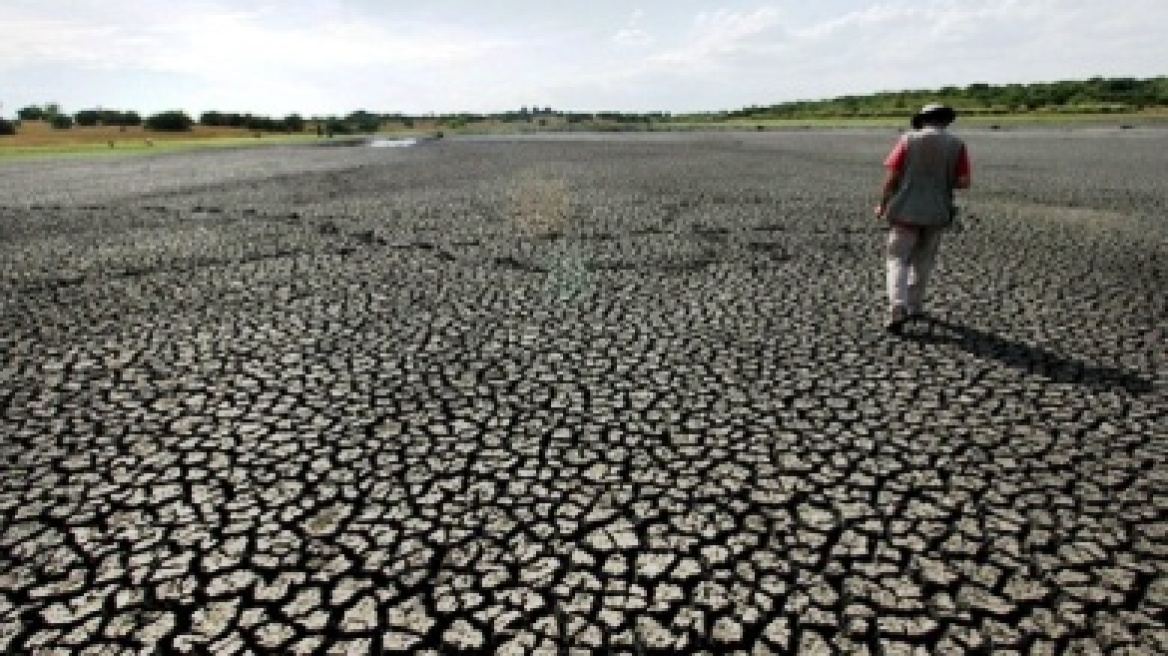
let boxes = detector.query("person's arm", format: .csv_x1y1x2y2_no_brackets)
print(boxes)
876,168,903,218
876,139,907,218
954,144,971,189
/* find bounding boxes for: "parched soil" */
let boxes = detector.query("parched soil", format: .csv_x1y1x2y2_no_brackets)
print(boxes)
1,130,1165,654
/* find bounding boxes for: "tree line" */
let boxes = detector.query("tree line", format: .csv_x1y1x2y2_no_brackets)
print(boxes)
3,77,1165,138
722,77,1168,120
2,105,301,134
0,106,391,136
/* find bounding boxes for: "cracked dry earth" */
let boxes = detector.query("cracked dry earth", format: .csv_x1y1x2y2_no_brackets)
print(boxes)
0,130,1165,655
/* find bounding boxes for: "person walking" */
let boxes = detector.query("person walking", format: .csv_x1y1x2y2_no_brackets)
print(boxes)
875,103,971,334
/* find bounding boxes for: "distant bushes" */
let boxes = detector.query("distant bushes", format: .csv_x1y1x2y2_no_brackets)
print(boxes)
74,109,141,127
323,120,353,136
724,76,1168,121
244,116,288,132
200,111,306,132
347,111,382,133
6,76,1164,143
0,119,16,136
17,105,55,121
311,111,382,136
282,114,306,132
145,111,194,132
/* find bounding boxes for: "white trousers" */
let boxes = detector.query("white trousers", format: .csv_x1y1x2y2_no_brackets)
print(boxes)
886,224,943,311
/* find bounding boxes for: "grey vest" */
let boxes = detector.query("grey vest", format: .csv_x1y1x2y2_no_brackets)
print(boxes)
885,128,964,227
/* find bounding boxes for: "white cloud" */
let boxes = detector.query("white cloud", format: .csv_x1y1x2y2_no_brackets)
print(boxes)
612,9,653,46
613,28,652,46
2,0,1166,115
564,0,1168,109
0,2,521,114
0,19,134,68
649,7,784,68
0,2,514,75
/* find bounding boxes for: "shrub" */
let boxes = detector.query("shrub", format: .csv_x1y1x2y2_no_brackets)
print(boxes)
17,106,45,121
51,115,74,129
347,110,381,133
245,116,279,132
75,110,101,127
324,120,352,136
0,119,16,136
112,111,141,127
77,109,140,127
199,111,226,126
145,111,194,132
283,114,305,132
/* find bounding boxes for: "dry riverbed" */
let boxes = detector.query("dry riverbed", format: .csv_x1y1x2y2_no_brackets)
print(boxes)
1,130,1165,654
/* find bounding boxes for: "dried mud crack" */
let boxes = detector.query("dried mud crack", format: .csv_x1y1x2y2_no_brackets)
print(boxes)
1,132,1165,654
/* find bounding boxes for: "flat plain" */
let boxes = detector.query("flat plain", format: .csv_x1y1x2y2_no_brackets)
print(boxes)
1,129,1165,654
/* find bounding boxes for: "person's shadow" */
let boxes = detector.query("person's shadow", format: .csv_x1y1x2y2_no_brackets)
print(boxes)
904,316,1155,395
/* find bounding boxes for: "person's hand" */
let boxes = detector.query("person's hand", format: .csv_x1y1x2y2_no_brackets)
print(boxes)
874,204,886,220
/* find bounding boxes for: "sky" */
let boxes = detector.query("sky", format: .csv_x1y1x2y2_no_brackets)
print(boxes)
2,0,1165,118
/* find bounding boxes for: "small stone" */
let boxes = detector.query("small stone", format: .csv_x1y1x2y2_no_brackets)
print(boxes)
443,619,483,650
711,616,743,644
341,595,379,632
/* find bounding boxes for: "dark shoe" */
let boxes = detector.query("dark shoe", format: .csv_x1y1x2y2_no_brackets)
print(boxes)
885,306,909,335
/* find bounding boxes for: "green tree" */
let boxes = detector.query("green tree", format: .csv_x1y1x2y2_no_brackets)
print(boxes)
41,103,62,124
1154,78,1168,104
0,118,16,136
75,109,102,126
283,114,305,132
199,111,226,126
145,110,194,131
346,110,381,133
17,105,45,121
324,119,352,136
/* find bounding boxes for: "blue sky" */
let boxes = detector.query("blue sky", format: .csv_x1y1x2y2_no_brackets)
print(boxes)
2,0,1165,117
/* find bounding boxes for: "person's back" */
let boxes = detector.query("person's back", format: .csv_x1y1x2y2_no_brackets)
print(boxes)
886,128,965,227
